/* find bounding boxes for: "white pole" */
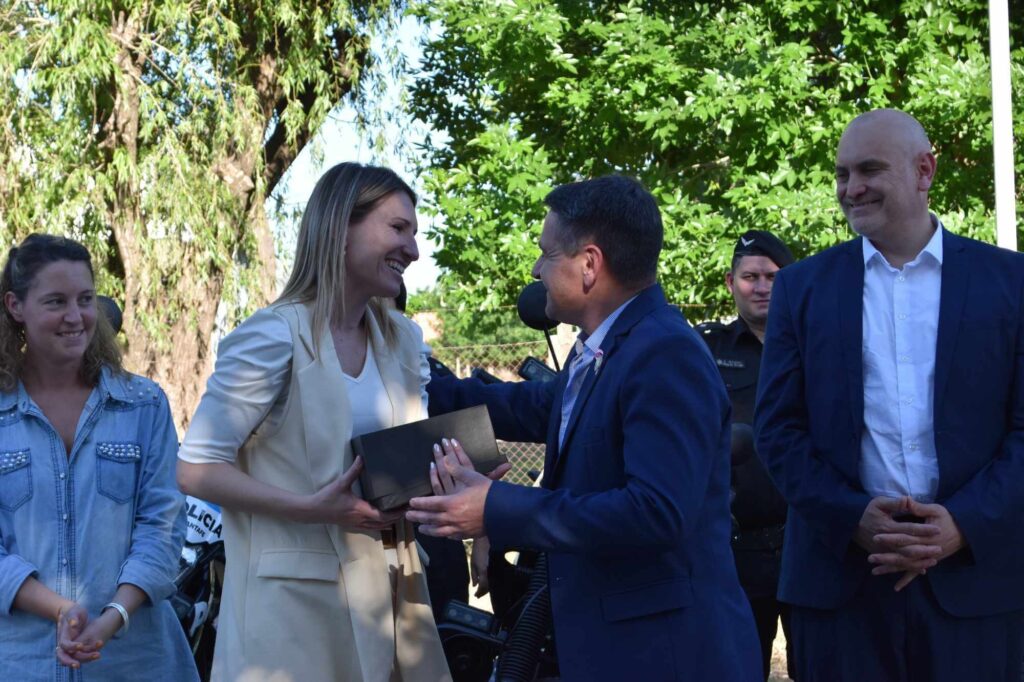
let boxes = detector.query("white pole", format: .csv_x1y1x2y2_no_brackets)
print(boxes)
990,0,1017,250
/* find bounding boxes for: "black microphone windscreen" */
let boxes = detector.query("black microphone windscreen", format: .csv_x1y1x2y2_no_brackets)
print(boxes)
517,281,558,331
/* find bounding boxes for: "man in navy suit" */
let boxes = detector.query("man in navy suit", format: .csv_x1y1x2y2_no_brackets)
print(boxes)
408,175,760,681
754,108,1024,681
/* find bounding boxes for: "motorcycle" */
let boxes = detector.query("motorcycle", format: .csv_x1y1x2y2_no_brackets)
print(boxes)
172,495,225,681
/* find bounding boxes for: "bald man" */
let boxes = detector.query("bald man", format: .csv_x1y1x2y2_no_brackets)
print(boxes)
754,109,1024,681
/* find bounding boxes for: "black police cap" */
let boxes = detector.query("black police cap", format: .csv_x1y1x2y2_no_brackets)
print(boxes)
732,229,794,269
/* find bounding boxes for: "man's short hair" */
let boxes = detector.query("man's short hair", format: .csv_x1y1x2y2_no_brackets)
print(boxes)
543,175,662,287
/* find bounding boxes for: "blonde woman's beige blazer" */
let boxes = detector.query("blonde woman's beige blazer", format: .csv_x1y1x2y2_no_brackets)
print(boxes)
211,302,451,682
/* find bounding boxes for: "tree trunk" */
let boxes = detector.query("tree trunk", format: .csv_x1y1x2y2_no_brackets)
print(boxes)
102,9,275,433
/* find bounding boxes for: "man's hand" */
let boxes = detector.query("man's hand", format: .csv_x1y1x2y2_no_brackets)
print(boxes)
407,438,495,539
302,457,404,530
470,536,492,598
855,496,940,554
854,496,942,591
869,498,966,590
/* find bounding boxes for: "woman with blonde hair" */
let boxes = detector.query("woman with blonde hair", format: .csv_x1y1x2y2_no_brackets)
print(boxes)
0,234,197,680
178,163,451,682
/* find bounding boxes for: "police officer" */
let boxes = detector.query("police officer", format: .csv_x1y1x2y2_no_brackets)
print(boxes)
697,229,795,680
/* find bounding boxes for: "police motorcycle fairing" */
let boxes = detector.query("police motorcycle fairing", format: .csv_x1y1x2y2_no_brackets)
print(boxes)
173,496,224,681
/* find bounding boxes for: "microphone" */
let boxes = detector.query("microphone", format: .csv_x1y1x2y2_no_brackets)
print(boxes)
516,281,561,372
516,281,557,331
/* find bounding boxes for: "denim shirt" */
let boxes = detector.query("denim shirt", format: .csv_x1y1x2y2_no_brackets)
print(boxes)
0,367,197,681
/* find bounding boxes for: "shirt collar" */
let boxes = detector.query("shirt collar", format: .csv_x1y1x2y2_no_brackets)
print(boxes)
1,365,123,415
862,214,944,269
576,294,638,359
731,316,762,345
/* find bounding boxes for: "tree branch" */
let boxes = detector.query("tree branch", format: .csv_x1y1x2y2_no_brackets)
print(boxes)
261,27,369,195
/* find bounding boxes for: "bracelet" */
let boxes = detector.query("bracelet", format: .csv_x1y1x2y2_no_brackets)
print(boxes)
102,602,129,639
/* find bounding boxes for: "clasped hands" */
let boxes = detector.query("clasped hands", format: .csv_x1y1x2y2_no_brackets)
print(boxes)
855,496,965,592
405,437,511,540
54,602,124,668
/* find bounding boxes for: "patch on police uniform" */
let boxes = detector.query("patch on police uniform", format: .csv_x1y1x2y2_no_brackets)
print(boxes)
716,358,746,369
697,321,727,335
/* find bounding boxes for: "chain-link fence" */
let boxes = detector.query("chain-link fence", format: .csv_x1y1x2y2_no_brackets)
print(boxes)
431,340,551,382
430,340,550,487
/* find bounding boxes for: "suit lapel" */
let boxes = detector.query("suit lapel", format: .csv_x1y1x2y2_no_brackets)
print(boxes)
292,304,355,492
545,285,664,484
543,343,578,487
837,239,865,434
558,362,600,454
934,230,968,417
366,310,401,427
542,371,569,489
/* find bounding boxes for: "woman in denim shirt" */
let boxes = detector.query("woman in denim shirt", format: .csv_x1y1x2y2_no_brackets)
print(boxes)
0,235,197,681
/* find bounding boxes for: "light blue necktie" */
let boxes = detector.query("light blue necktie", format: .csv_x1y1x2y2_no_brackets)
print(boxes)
559,338,594,448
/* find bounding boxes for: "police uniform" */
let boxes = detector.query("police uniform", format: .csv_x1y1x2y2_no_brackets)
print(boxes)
697,229,795,680
698,318,787,572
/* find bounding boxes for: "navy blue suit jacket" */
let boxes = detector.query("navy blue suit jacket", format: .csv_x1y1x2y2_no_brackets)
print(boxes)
429,284,759,682
754,230,1024,617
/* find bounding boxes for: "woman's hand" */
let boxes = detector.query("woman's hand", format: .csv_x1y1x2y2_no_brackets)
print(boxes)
304,457,404,530
429,440,462,495
56,603,100,668
429,438,512,496
67,608,125,660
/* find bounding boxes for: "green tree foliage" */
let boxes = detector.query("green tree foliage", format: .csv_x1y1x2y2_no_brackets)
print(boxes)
0,0,400,427
410,0,1023,321
407,283,540,346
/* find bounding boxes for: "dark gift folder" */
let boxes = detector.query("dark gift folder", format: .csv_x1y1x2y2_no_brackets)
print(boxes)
354,405,507,511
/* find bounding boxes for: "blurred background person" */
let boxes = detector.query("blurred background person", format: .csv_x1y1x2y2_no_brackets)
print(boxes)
177,163,450,682
697,230,795,680
0,234,196,680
